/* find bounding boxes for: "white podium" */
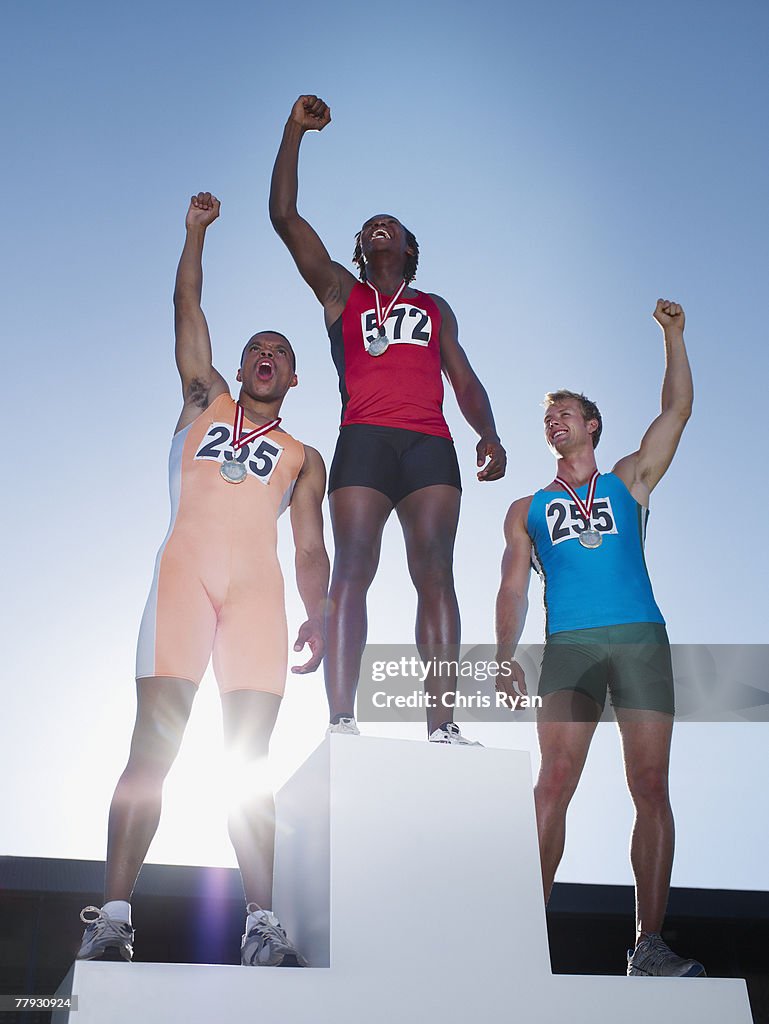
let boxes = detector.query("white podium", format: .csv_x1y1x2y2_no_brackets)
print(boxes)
55,736,752,1023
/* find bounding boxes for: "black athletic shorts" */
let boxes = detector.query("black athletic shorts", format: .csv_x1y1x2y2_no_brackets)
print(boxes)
328,424,462,505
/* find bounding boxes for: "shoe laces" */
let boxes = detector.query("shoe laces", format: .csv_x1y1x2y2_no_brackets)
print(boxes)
634,934,678,970
246,906,286,941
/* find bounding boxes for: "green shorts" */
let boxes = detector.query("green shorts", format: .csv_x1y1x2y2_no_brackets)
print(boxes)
538,622,674,715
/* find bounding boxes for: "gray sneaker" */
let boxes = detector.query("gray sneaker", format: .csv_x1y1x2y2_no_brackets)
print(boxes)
326,716,360,736
428,723,482,746
241,907,307,967
77,906,134,962
627,933,705,977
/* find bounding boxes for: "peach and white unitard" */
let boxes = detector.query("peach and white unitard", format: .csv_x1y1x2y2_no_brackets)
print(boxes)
136,393,305,695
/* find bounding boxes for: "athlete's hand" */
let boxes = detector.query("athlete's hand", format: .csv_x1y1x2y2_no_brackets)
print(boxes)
494,659,528,710
289,95,332,133
291,618,324,674
477,435,507,481
653,298,685,333
186,192,220,230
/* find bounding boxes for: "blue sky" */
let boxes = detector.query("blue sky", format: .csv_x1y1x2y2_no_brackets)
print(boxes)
2,0,767,890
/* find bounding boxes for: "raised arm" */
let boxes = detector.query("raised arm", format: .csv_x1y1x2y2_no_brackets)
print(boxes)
432,295,507,481
613,299,693,504
269,95,355,322
173,192,228,432
494,496,533,703
289,445,330,674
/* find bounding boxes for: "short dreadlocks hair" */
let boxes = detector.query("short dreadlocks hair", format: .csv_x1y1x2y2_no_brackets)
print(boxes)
352,222,420,284
544,389,603,448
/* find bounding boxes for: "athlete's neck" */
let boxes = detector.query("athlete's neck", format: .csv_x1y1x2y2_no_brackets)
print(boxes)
553,451,599,489
365,259,409,297
236,390,283,425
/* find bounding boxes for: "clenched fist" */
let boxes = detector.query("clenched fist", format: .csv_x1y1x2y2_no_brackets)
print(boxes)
186,192,220,230
289,94,331,133
653,298,685,332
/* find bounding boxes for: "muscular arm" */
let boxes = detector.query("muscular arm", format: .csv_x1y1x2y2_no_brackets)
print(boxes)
613,300,693,504
269,95,355,323
173,193,228,432
495,497,534,700
289,445,330,673
432,294,507,481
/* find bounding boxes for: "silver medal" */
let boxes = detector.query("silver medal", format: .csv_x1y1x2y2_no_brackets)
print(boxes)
368,332,390,357
220,458,248,484
579,528,602,549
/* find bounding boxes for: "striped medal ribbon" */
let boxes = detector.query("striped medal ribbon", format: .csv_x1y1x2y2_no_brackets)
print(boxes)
220,404,281,484
366,279,407,356
554,470,603,548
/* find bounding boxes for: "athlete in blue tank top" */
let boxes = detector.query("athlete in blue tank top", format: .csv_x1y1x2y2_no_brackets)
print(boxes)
495,300,703,978
526,470,664,636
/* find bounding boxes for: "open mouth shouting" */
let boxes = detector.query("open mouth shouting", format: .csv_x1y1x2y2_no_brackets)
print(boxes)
256,358,275,381
370,227,391,240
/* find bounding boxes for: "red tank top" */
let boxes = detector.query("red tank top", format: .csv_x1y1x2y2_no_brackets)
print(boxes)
328,282,451,438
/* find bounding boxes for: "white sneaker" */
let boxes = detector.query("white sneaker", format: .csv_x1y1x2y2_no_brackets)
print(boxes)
428,723,482,746
241,907,307,967
76,906,134,961
326,716,360,736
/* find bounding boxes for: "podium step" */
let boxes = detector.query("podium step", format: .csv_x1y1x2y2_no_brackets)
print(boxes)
56,736,752,1023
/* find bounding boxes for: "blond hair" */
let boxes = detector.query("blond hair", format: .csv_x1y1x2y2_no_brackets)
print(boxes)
544,390,602,448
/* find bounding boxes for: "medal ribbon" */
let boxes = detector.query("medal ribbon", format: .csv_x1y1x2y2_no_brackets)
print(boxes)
366,279,407,333
555,470,600,531
231,403,281,452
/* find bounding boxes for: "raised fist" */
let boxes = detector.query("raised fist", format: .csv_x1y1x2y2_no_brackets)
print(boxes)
186,192,220,229
289,94,331,133
653,298,685,331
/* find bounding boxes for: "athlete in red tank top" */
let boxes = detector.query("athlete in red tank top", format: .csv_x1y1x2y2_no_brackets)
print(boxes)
331,282,450,436
270,94,508,744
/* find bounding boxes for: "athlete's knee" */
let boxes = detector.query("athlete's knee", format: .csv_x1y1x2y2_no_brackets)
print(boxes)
225,730,271,764
126,719,185,776
408,542,455,594
225,753,273,816
331,541,380,589
536,754,582,806
627,764,670,809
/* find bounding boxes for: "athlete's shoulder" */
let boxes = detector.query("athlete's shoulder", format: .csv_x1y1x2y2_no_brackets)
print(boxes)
608,458,650,507
343,279,368,301
299,442,325,464
424,291,451,313
292,444,326,498
297,443,326,475
504,494,535,533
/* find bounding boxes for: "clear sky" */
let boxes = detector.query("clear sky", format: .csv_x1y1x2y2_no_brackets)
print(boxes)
2,0,767,891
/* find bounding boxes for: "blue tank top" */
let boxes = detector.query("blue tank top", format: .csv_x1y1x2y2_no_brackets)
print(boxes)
526,472,664,637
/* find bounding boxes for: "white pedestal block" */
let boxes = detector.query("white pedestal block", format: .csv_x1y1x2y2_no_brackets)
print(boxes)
55,736,752,1023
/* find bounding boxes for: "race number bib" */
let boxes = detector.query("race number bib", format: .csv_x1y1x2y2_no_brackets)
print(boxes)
194,423,283,485
361,304,433,351
545,497,618,546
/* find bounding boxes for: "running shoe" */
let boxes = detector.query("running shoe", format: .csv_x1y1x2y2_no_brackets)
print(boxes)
241,907,307,967
428,723,482,746
326,716,360,736
627,933,705,977
76,906,134,962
